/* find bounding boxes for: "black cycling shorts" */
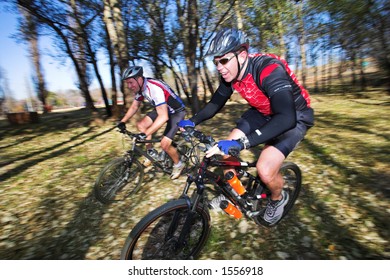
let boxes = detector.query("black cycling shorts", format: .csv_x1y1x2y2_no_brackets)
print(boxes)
147,110,186,140
236,107,314,157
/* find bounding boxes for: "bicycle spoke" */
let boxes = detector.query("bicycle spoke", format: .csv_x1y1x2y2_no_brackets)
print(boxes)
94,158,144,203
123,202,210,260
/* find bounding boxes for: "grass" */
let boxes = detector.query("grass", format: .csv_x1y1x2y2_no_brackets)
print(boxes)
0,92,389,260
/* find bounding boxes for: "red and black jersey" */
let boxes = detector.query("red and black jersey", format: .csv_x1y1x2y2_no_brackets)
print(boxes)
190,53,313,147
233,53,311,115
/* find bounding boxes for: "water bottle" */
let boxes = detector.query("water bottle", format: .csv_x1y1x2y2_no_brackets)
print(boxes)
220,200,242,219
225,171,246,196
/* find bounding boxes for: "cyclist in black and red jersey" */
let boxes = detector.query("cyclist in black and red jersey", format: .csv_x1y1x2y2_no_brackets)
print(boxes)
118,66,186,179
178,28,314,225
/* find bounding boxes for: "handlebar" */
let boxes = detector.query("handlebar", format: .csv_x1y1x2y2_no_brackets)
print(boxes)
117,128,157,142
181,127,241,158
181,127,215,146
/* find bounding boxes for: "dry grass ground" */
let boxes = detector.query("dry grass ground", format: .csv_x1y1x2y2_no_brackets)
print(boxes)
0,91,389,260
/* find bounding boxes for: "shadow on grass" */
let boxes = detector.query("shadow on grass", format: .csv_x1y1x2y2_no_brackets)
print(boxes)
314,110,389,142
0,132,47,151
0,108,98,137
0,126,115,182
301,136,389,199
0,127,94,168
296,186,387,259
1,99,388,259
0,124,117,259
0,191,109,259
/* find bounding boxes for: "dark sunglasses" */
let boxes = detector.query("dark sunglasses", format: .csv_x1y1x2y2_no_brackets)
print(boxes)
213,55,235,66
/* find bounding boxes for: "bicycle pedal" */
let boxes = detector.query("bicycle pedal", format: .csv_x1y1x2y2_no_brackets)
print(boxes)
246,210,262,218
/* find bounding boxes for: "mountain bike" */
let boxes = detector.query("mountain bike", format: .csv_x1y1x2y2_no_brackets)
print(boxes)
120,128,302,259
94,128,201,204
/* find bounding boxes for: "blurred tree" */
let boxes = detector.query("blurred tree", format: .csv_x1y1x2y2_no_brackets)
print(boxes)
3,0,388,121
0,66,17,113
18,7,49,113
16,0,97,111
245,0,296,57
68,0,112,117
307,0,390,92
102,0,131,111
0,66,9,115
123,0,238,113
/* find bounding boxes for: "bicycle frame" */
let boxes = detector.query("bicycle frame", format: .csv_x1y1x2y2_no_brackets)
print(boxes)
123,131,175,174
161,152,263,253
120,128,302,259
181,155,265,218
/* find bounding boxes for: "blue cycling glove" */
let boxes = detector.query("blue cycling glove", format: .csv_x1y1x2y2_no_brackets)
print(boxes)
217,140,243,155
177,119,195,128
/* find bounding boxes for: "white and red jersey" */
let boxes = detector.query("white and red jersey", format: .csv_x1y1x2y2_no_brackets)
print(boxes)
135,78,185,115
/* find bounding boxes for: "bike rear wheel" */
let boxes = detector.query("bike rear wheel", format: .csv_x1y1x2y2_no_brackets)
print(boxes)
121,199,211,260
254,161,302,227
94,157,144,204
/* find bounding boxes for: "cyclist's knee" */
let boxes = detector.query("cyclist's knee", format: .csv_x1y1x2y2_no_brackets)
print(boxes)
136,122,146,132
137,118,152,132
160,137,173,151
256,161,281,185
257,166,275,185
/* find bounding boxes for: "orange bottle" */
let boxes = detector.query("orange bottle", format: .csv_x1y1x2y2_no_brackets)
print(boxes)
225,171,246,196
220,200,242,219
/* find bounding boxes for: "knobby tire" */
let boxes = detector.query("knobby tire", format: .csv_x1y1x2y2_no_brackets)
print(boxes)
94,157,144,204
121,199,211,260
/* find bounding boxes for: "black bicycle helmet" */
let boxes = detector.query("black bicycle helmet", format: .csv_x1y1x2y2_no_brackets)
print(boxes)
122,66,143,80
206,28,249,57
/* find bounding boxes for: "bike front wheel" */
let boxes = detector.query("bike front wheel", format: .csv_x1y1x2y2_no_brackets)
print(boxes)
121,199,211,260
94,157,144,204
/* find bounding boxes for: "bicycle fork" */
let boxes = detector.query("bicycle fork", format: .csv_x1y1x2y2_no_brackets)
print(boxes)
164,174,206,252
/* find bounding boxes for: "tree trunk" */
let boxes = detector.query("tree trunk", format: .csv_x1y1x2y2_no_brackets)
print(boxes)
20,8,48,112
297,1,307,87
103,0,131,108
181,0,200,114
234,1,243,30
104,24,120,118
328,47,333,91
351,51,358,91
359,52,367,91
202,60,214,102
321,50,327,92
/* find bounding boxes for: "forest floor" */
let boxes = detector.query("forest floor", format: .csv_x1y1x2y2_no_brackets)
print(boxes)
0,91,389,260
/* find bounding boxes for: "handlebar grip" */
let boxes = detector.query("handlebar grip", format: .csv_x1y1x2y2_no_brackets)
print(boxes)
181,127,215,145
228,147,240,158
118,128,126,134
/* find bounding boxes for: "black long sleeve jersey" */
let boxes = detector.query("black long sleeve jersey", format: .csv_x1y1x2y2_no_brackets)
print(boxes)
190,53,312,147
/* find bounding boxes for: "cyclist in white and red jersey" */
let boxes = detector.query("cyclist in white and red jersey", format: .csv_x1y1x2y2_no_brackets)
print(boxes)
118,66,186,179
178,28,314,224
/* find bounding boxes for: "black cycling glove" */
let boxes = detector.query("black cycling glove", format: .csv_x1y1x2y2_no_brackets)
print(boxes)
117,122,126,132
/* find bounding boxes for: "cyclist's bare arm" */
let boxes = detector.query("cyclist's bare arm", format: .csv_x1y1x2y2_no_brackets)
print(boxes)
121,100,141,123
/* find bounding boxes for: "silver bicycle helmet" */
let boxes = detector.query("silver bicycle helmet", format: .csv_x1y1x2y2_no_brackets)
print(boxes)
122,66,143,80
206,28,249,57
